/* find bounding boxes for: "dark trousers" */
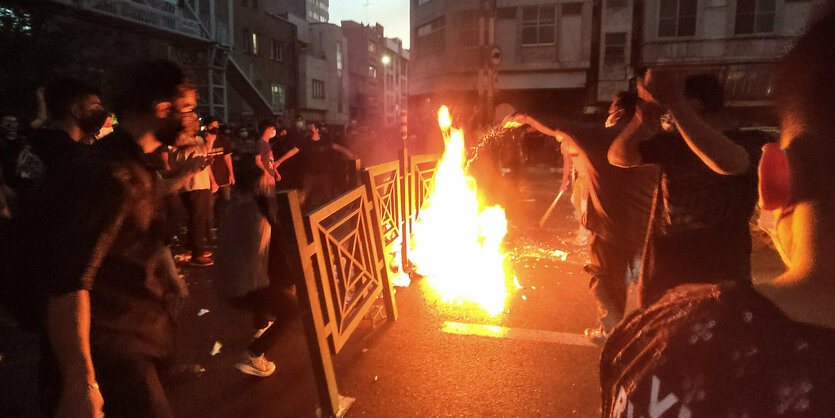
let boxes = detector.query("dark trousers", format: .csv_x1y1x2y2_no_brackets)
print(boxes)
181,189,211,255
212,184,232,229
231,283,298,357
586,233,639,332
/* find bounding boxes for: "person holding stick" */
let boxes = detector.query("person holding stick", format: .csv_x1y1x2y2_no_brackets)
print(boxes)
504,92,657,342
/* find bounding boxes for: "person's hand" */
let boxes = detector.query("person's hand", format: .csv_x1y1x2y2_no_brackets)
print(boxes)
36,86,46,103
501,113,530,129
210,181,219,194
55,381,104,418
638,69,684,108
274,172,282,182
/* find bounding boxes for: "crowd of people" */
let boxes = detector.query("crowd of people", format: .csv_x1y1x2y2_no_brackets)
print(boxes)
0,60,363,416
1,1,835,416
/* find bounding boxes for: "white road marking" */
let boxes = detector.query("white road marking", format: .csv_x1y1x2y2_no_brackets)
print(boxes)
442,321,597,348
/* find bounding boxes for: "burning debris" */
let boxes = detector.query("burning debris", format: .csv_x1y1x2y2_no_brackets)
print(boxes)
409,107,516,316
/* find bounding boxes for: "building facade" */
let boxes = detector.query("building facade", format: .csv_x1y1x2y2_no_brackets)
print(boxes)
342,21,385,126
410,0,595,126
296,22,349,126
229,1,298,124
273,0,329,23
382,38,410,126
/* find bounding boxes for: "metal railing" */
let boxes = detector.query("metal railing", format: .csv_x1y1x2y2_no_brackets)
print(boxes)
279,149,441,416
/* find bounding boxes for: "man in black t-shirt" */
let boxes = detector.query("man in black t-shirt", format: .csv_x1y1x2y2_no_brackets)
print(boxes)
505,92,657,340
601,8,835,415
609,72,772,307
21,60,198,417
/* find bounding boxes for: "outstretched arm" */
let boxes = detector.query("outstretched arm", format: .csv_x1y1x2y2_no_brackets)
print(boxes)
504,113,572,142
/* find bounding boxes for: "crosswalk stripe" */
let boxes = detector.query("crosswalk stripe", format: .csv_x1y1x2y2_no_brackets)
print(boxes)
442,321,598,348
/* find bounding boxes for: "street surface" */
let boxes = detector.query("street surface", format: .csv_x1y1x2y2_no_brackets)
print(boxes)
0,165,783,417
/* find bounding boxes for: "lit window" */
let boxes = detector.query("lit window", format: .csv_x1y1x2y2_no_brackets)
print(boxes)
271,83,286,111
368,41,376,53
658,0,698,37
369,65,377,78
251,32,259,55
735,0,775,34
521,5,556,45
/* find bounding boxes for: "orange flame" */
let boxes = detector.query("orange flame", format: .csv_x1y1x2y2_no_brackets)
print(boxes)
410,106,512,316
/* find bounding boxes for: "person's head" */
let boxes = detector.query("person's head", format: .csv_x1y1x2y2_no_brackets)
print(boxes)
606,91,637,128
258,119,276,140
43,77,107,136
0,115,18,141
203,116,219,136
307,122,320,141
683,73,724,115
111,60,197,147
759,3,835,269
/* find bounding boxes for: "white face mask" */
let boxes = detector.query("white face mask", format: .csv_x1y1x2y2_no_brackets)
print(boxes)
757,208,791,267
660,111,675,132
605,109,624,128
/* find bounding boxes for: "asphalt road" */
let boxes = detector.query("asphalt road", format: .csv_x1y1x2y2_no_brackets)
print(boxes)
0,165,783,417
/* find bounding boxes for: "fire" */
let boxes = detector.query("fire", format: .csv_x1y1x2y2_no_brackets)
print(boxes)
409,106,512,316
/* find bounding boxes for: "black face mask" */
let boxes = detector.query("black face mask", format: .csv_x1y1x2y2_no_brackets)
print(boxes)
206,127,219,135
79,108,109,135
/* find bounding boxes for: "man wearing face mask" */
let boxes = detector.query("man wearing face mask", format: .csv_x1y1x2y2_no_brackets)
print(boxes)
600,6,835,415
17,78,107,189
7,60,198,417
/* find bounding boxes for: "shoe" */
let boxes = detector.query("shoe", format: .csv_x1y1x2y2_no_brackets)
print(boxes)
236,353,276,377
253,321,274,339
189,255,214,267
201,250,213,258
584,327,609,345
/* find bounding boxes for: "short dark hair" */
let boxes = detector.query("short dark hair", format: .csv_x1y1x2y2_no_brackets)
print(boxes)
684,74,724,114
613,91,637,117
111,60,195,118
202,115,217,126
43,77,101,121
258,119,274,134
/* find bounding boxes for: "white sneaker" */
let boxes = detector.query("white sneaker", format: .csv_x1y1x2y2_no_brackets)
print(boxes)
253,321,274,339
236,353,276,377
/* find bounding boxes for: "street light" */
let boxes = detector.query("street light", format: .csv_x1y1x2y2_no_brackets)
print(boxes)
381,55,391,65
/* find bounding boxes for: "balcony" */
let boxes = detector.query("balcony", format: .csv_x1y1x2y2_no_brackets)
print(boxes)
642,36,794,65
45,0,226,44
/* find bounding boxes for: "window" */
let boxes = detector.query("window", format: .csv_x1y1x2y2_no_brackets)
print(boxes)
244,28,258,54
271,83,286,111
458,11,479,47
521,5,556,45
270,39,284,61
416,16,445,56
658,0,697,37
368,65,377,78
496,7,517,19
336,41,343,77
607,0,628,8
735,0,775,34
368,41,376,53
312,79,325,99
417,0,432,5
604,32,627,64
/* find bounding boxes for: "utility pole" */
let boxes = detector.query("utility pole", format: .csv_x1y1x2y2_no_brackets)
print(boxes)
363,0,373,23
478,0,498,128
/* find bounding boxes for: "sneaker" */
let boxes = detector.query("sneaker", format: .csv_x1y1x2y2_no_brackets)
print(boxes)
584,327,609,345
201,250,213,258
189,255,214,267
253,321,274,339
236,353,276,377
174,251,192,263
